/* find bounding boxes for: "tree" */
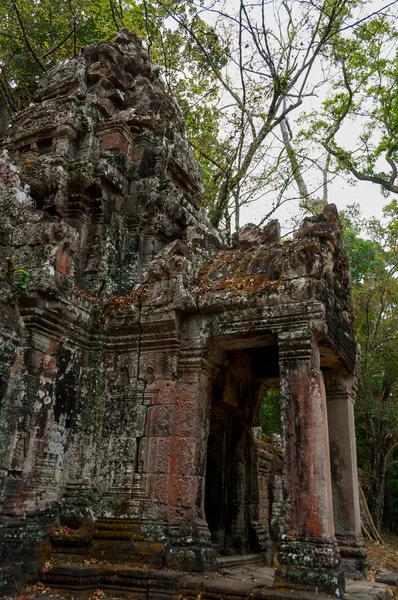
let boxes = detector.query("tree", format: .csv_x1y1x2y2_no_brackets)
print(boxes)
2,0,398,230
342,202,398,529
0,0,126,112
261,389,281,437
299,7,398,199
154,0,398,228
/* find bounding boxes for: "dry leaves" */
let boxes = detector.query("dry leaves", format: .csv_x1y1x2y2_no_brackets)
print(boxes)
74,285,99,303
366,533,398,578
51,525,75,537
87,590,105,600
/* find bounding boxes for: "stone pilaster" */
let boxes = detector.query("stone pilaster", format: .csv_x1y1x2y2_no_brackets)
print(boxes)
275,331,344,596
146,340,217,571
324,368,367,579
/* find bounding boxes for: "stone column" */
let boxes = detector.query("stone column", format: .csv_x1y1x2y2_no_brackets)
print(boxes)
158,342,217,572
324,369,367,579
275,331,344,596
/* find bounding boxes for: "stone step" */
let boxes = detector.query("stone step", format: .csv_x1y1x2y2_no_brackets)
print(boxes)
94,518,143,539
41,565,104,590
376,572,398,586
49,518,144,551
346,579,390,600
38,563,338,599
0,565,17,595
217,552,266,569
95,517,141,529
50,547,89,560
37,564,392,600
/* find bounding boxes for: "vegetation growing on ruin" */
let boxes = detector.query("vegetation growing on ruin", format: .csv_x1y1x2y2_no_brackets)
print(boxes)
261,389,281,437
9,267,30,300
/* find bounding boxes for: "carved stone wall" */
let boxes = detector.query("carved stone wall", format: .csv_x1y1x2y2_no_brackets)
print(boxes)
0,29,364,597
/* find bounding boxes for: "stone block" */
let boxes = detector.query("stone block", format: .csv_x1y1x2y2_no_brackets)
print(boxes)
169,437,196,475
376,572,398,586
150,380,176,406
167,474,198,508
172,404,199,438
146,405,173,436
148,473,169,504
150,437,171,474
202,578,253,599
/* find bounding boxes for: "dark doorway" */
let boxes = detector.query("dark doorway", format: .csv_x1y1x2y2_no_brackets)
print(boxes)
205,405,250,554
204,343,280,556
204,350,256,555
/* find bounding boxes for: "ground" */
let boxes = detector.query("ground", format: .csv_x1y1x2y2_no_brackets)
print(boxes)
365,533,398,581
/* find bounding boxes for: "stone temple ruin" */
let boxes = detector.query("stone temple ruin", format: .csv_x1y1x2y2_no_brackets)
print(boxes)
0,29,366,598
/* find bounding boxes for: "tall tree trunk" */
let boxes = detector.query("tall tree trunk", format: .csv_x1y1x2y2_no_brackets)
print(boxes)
234,190,240,231
359,484,385,544
280,117,309,202
369,454,388,530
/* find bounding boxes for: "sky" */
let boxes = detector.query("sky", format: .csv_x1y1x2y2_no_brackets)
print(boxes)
240,176,390,232
194,0,396,233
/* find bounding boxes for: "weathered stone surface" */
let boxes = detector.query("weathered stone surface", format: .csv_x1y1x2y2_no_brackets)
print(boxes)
376,572,398,586
232,220,281,251
0,29,365,598
346,579,391,600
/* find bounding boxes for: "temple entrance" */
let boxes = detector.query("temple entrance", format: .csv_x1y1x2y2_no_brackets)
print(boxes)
205,400,251,554
204,343,280,556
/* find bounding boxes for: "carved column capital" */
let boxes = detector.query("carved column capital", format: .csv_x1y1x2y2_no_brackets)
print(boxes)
278,330,319,367
323,370,357,403
178,340,217,382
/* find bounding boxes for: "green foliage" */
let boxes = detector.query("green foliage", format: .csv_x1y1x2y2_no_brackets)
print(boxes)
299,12,398,197
342,203,398,528
343,231,385,283
386,462,398,531
10,268,30,300
2,0,398,231
260,388,281,437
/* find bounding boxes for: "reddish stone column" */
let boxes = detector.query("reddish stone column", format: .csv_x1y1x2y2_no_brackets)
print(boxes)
324,369,367,579
275,331,344,596
153,343,217,571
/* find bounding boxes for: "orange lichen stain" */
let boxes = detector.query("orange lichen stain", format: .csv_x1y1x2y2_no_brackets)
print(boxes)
95,284,150,329
55,249,73,275
306,504,323,538
74,285,99,303
19,158,35,170
169,450,176,473
51,525,75,537
103,283,150,309
194,247,288,296
49,338,58,355
195,273,284,296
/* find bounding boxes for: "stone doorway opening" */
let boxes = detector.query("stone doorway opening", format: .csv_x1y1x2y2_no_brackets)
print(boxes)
204,342,280,557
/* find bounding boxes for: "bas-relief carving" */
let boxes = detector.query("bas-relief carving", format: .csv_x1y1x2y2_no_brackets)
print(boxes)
0,28,365,596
